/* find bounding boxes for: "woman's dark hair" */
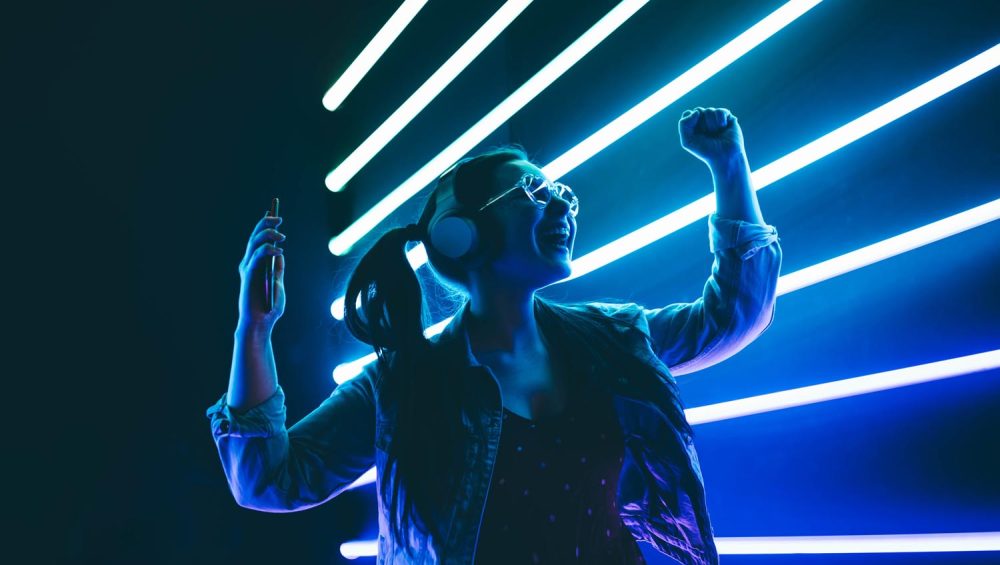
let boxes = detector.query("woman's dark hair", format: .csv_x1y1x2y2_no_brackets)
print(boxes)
342,146,693,561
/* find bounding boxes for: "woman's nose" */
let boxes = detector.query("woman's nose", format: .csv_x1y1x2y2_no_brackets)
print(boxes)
545,192,573,215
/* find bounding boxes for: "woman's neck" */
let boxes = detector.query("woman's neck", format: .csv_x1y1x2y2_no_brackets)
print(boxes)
466,292,544,358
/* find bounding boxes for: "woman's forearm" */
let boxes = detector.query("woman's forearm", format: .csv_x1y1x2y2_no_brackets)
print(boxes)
710,152,766,225
227,323,279,412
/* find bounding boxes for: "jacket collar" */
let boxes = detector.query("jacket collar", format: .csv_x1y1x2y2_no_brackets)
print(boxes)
430,298,609,391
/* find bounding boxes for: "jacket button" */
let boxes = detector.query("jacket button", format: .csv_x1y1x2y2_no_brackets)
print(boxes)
219,419,231,434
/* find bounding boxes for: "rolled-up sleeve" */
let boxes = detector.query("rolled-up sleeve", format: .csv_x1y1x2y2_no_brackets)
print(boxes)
205,369,376,512
591,213,782,376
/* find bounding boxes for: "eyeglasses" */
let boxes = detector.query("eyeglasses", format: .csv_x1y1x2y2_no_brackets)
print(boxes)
478,173,579,217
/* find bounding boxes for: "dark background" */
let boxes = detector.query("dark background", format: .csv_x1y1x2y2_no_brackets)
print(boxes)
10,0,999,563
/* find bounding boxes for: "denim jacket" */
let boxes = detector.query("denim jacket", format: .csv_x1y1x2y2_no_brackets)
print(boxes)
206,213,782,565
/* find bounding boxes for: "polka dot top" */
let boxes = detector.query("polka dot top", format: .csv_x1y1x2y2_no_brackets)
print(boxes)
473,378,646,564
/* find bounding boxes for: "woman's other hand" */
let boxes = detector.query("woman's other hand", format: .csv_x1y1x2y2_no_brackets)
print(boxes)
678,107,746,167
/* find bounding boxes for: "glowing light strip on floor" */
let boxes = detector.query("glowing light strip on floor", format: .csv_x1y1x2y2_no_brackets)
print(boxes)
686,350,1000,425
322,0,429,112
324,0,534,192
341,531,1000,558
333,197,1000,382
715,532,1000,554
330,41,999,317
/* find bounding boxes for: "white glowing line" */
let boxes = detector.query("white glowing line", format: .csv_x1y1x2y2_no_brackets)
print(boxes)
330,38,998,316
332,353,377,384
325,0,534,192
328,0,654,255
715,532,1000,554
339,539,378,559
566,44,1000,279
776,198,1000,295
686,350,1000,425
566,193,714,280
753,43,1000,188
343,532,1000,557
346,467,377,491
321,0,428,112
328,0,826,254
329,0,828,319
541,0,824,179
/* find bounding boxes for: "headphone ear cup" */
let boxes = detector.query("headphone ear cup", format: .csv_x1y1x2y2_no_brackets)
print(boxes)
429,214,479,260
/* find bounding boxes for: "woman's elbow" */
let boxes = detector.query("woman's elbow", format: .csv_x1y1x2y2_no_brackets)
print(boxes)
230,483,311,513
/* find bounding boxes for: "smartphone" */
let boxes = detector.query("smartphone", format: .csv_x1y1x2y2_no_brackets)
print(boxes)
265,198,280,312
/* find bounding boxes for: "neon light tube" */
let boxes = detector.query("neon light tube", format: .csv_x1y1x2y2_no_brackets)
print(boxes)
573,194,1000,284
565,44,1000,280
325,0,534,192
342,532,1000,557
322,0,428,112
346,467,377,491
329,0,662,255
541,0,824,180
753,43,1000,188
340,539,377,559
329,0,824,255
776,198,1000,295
716,532,1000,554
331,40,998,315
685,350,1000,425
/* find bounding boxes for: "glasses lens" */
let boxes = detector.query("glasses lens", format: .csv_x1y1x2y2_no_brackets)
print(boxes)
553,183,579,216
524,175,550,205
521,175,579,216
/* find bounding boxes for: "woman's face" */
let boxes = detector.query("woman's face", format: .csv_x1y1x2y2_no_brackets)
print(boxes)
480,159,578,288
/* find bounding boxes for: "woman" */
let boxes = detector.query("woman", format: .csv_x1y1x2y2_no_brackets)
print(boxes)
207,107,782,565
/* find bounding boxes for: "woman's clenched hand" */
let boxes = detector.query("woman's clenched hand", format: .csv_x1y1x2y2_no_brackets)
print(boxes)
678,107,746,167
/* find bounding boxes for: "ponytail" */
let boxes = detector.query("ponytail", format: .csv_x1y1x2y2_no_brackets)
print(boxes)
344,225,428,363
342,222,464,560
340,145,535,559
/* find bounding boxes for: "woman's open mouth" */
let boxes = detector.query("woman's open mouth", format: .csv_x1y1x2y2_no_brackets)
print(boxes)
538,232,570,253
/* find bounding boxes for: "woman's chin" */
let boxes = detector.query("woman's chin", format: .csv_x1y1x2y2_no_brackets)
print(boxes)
488,245,573,287
538,244,573,279
538,241,571,259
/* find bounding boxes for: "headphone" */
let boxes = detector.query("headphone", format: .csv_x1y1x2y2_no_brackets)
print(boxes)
425,163,495,267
